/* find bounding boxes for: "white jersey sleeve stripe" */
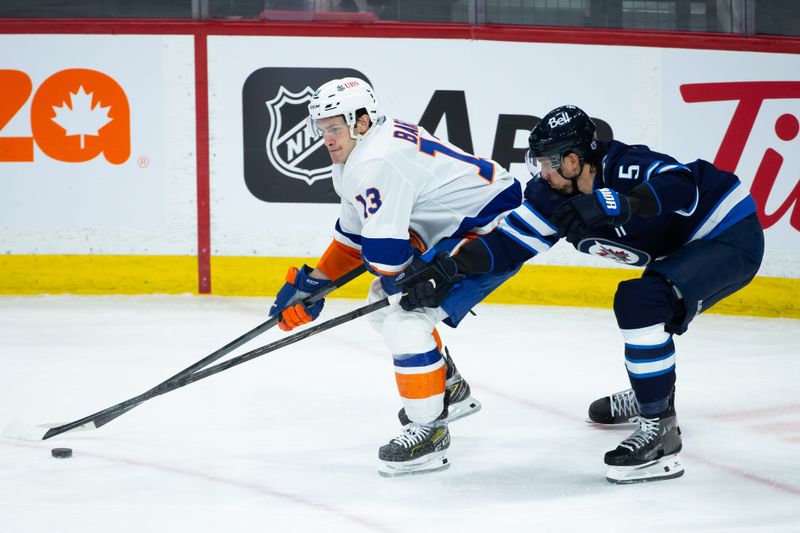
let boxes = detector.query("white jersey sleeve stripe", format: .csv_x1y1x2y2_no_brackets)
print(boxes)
513,202,559,236
497,220,553,255
686,182,751,242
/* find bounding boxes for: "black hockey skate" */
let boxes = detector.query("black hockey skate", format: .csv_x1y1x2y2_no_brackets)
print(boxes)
588,388,640,424
604,410,684,484
397,347,481,426
589,387,676,424
377,421,451,477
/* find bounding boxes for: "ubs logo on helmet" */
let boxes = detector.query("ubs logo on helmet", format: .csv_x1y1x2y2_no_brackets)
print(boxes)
242,67,370,203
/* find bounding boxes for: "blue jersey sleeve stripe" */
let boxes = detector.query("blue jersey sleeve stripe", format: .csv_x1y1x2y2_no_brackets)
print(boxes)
361,236,413,272
645,161,662,180
643,181,663,216
335,220,362,247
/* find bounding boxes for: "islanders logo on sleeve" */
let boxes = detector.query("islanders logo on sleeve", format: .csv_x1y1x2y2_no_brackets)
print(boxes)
578,238,651,266
242,67,371,204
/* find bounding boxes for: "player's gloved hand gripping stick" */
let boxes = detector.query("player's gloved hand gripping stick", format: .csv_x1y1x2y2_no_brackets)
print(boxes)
270,265,330,331
397,250,463,311
3,264,367,441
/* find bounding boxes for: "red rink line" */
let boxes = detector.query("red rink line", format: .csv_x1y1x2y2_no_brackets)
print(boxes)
681,450,800,496
710,403,800,421
478,384,800,496
2,440,398,533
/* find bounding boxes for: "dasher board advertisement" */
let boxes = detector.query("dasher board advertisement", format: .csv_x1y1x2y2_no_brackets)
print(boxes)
208,36,799,277
0,34,197,255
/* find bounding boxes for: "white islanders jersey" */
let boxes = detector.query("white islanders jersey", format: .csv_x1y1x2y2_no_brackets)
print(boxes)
331,116,521,275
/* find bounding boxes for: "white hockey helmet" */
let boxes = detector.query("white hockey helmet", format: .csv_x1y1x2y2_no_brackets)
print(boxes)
308,77,380,133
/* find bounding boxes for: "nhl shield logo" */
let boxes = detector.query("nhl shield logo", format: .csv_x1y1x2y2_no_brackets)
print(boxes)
242,67,370,203
265,86,331,185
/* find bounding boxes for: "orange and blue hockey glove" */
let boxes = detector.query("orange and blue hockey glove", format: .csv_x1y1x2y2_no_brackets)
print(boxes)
269,265,330,331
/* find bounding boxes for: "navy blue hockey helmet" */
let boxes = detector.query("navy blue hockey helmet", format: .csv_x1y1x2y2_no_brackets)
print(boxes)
528,105,598,170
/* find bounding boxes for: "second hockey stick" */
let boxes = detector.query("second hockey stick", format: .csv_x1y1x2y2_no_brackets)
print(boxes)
3,264,367,441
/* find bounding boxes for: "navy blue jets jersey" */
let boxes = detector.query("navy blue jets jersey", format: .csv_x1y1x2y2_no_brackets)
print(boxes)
479,140,757,271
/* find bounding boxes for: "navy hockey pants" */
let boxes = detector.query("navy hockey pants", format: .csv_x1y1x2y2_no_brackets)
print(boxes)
613,214,764,413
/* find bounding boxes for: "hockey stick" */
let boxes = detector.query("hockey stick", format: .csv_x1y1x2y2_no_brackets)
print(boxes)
166,293,398,389
3,264,367,441
8,292,397,441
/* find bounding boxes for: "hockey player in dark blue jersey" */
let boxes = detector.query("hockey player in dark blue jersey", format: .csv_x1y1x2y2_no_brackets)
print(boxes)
397,105,764,484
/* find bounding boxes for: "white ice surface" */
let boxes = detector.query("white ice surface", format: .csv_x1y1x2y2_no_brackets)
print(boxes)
1,295,799,533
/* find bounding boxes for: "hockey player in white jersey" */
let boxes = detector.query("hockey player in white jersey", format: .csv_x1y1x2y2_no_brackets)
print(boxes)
268,77,522,476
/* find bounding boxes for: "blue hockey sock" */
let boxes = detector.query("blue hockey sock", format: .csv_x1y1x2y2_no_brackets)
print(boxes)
614,276,679,414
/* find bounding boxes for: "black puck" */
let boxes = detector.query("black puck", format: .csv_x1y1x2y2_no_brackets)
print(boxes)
51,447,73,459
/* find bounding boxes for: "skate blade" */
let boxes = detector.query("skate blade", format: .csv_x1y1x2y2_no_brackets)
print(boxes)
378,452,450,478
584,416,640,426
448,396,482,423
606,454,684,484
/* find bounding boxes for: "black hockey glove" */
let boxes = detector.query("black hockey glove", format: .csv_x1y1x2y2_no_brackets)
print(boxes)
397,251,464,311
552,188,632,245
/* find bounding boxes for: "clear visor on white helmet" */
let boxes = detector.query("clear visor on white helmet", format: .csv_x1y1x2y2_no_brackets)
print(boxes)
307,77,379,139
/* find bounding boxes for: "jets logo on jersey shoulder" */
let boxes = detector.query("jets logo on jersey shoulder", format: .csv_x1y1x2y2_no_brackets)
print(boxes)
578,238,651,266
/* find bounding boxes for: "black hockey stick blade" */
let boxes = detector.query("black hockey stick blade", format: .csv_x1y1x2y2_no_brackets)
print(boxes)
3,264,367,441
